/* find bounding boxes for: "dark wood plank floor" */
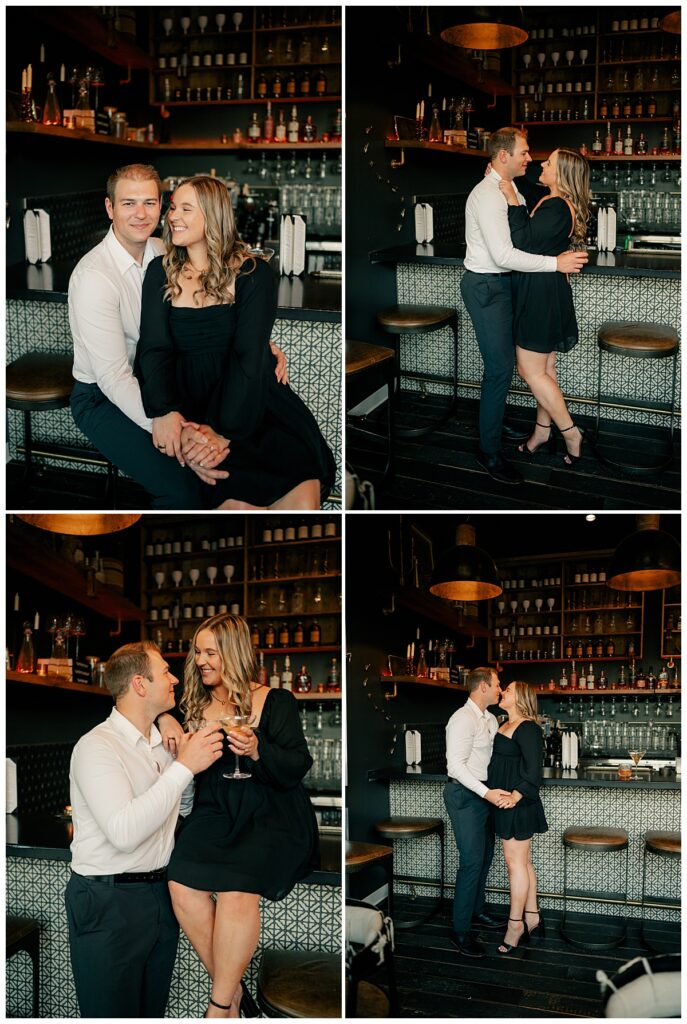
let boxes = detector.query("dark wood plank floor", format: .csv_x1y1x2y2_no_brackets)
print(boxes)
377,896,680,1018
6,462,151,510
347,394,681,510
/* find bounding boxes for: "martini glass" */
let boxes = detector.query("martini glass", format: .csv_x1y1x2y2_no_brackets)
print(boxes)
221,715,253,779
628,749,645,780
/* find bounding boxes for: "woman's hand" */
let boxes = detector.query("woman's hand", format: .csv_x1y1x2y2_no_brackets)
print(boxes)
227,725,260,762
152,411,186,464
181,424,230,468
497,178,519,206
484,161,493,177
157,713,185,758
270,341,289,385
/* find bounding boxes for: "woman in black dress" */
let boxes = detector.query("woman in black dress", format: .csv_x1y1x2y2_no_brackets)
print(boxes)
165,614,318,1017
498,149,591,466
135,175,336,509
487,681,548,955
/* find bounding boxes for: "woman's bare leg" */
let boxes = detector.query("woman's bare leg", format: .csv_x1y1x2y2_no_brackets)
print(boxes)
203,891,261,1018
216,499,267,510
217,480,320,510
524,860,540,931
500,837,532,950
168,881,216,976
516,346,582,457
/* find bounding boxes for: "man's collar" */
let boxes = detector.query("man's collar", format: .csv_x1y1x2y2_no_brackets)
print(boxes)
109,706,162,748
466,696,487,718
104,225,159,276
489,167,504,182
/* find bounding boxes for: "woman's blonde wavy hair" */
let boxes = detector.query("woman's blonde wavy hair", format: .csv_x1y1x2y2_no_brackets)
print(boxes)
555,149,591,251
510,681,539,721
162,175,253,306
179,613,258,726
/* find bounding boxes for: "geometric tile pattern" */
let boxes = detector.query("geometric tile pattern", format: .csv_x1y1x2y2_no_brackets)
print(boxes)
396,263,681,427
6,300,342,500
6,856,341,1018
388,780,680,922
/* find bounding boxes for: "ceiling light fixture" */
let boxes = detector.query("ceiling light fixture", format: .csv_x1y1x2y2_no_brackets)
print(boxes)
661,11,681,34
440,7,528,50
17,514,142,536
429,523,502,601
608,514,681,592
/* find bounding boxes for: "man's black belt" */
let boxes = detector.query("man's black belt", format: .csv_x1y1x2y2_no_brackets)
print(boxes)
81,868,167,884
465,269,512,276
448,777,487,786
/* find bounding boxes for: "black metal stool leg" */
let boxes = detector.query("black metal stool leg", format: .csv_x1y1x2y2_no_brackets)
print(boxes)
22,409,34,486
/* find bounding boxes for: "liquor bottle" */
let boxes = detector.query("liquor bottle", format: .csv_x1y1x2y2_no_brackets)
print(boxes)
587,663,595,688
575,638,584,659
565,638,573,658
559,666,568,689
614,128,624,155
288,105,299,143
585,637,594,658
623,94,632,119
314,68,327,96
599,96,608,118
247,112,262,143
300,69,311,96
269,659,280,688
272,72,283,98
606,637,615,657
281,655,293,691
659,664,669,688
570,660,579,689
257,651,268,687
278,621,290,647
309,620,321,645
635,664,647,689
257,73,268,98
618,663,627,688
16,622,35,674
293,621,304,646
627,637,637,656
300,114,317,142
428,104,442,142
42,73,61,126
286,71,297,98
595,637,604,658
295,664,312,693
264,622,276,648
611,96,621,118
647,94,657,117
331,108,342,142
326,657,340,692
660,128,671,155
416,644,428,678
634,94,644,117
592,129,602,155
250,623,261,647
647,666,657,690
598,668,608,689
604,121,613,155
263,101,274,141
274,108,287,142
623,125,634,156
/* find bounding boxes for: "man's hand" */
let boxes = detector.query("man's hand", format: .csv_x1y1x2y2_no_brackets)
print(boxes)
484,161,492,177
556,250,589,274
485,788,512,808
176,724,224,775
152,411,186,465
181,424,230,468
270,341,289,384
188,463,230,486
158,713,184,758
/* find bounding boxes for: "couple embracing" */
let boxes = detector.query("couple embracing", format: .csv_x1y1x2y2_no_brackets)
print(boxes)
68,163,335,509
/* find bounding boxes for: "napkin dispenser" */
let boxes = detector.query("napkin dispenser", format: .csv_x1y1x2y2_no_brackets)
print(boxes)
6,758,18,813
23,208,51,264
414,203,434,244
405,729,422,766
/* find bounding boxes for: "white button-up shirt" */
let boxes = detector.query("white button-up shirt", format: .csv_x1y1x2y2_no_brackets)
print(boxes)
463,168,557,275
446,697,499,798
69,707,194,876
68,226,166,432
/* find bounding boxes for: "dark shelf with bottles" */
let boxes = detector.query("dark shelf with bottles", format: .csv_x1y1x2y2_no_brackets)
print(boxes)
247,611,340,620
144,547,243,562
250,535,340,550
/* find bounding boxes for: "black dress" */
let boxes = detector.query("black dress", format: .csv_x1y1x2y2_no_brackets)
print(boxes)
507,197,579,353
486,720,548,841
167,689,319,899
135,256,336,507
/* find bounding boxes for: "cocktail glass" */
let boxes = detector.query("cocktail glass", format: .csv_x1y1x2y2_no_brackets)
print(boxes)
180,16,191,35
198,15,208,33
172,570,183,588
155,571,166,589
535,598,543,613
497,600,506,615
579,48,589,65
232,11,244,31
551,51,560,67
522,599,531,613
163,17,173,36
547,597,555,611
207,565,218,585
523,53,532,69
221,715,253,779
537,52,546,69
216,13,226,31
189,568,200,586
628,749,646,780
565,49,575,66
223,564,236,583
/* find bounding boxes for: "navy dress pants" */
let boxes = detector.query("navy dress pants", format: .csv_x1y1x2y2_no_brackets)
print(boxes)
443,781,495,937
460,271,515,455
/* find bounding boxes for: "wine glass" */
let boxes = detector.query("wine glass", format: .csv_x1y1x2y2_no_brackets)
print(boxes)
72,615,86,665
537,52,546,69
232,11,243,31
579,49,589,65
189,567,200,586
198,15,208,33
535,598,543,613
221,715,253,779
547,597,555,612
207,565,218,585
223,564,236,583
497,600,506,615
180,16,191,35
172,570,183,588
628,749,646,780
510,599,518,615
551,51,560,68
523,53,532,69
522,599,531,614
216,12,226,32
154,571,166,589
565,49,575,66
163,17,173,36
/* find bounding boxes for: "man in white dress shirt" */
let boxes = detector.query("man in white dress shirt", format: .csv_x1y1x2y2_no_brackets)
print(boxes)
461,127,588,485
65,641,223,1017
443,666,510,958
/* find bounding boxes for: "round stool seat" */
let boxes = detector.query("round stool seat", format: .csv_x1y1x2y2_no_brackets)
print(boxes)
345,841,392,873
355,980,389,1017
645,830,681,857
6,916,40,948
375,816,443,839
377,305,455,332
257,949,341,1018
346,340,395,377
6,353,74,408
597,321,679,358
563,826,629,850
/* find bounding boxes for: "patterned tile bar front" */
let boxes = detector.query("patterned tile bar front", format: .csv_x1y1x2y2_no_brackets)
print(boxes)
388,780,680,922
6,856,340,1018
395,264,681,428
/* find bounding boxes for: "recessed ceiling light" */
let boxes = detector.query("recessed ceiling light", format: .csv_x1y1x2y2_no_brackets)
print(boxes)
585,515,597,522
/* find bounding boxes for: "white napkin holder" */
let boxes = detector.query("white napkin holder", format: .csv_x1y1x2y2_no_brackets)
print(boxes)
414,203,434,243
405,729,422,766
279,214,306,276
6,758,18,813
23,208,51,264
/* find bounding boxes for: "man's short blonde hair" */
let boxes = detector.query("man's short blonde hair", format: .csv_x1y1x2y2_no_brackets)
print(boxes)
106,164,162,204
104,641,159,700
488,127,527,161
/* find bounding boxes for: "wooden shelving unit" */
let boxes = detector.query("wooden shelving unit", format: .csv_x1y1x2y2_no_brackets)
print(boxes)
6,671,112,697
6,122,341,150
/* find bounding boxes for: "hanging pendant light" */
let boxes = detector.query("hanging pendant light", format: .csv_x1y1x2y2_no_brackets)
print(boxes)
608,515,681,592
661,11,681,34
440,8,528,50
17,514,141,536
429,523,502,601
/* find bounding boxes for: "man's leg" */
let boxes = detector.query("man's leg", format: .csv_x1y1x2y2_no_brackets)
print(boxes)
443,783,493,936
70,382,203,509
460,272,515,454
141,881,181,1017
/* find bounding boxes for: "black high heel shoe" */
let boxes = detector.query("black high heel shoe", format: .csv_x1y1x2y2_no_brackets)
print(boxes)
518,421,556,457
524,908,546,944
497,917,529,956
560,422,585,466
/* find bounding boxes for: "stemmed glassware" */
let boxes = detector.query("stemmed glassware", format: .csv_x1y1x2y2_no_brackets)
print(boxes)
497,600,506,615
537,52,546,69
551,51,560,68
535,598,543,613
232,11,244,31
628,748,646,780
565,49,575,66
523,53,532,69
180,16,191,35
72,616,86,665
220,715,254,779
510,599,518,615
216,13,226,31
172,570,183,588
197,15,208,33
522,599,531,614
189,567,200,586
547,597,555,612
223,564,236,583
163,17,173,36
207,565,218,585
579,48,589,65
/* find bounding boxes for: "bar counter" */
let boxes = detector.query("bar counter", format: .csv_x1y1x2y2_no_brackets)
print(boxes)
6,812,341,1017
366,244,680,431
366,766,680,923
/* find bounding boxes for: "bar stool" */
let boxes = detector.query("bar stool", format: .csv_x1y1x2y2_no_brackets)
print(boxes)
561,826,629,950
595,321,679,474
345,340,395,478
373,817,444,929
640,830,681,953
6,352,119,503
376,305,458,438
257,949,341,1017
346,898,400,1017
345,841,394,918
6,916,40,1017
